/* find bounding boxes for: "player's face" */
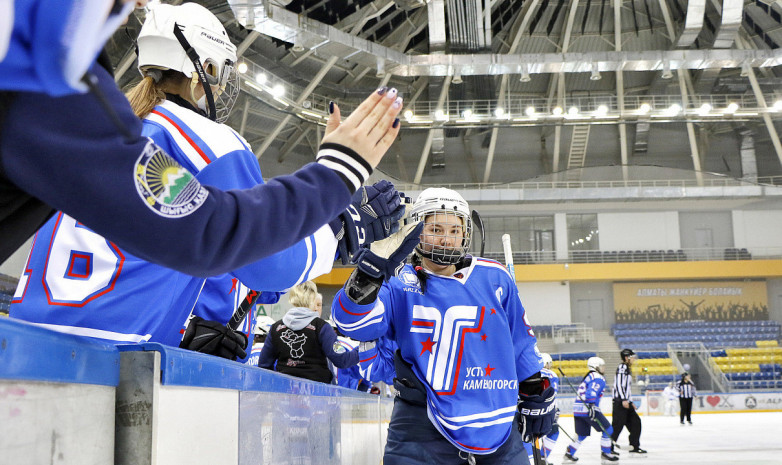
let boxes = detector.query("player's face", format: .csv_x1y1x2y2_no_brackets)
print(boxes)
314,297,323,315
419,212,464,253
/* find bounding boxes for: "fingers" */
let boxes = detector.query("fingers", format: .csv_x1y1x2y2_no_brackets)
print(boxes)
324,101,341,138
341,87,391,128
357,88,401,135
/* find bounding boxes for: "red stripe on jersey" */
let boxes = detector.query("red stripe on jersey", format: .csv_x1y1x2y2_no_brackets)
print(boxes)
412,320,435,327
359,353,378,363
456,441,493,451
150,110,211,165
338,296,373,316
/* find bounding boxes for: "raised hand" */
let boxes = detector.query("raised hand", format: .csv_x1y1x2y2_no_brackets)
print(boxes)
322,87,403,170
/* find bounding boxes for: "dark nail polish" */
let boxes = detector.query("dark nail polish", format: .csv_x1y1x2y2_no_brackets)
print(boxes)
392,118,400,129
377,86,388,96
329,101,334,114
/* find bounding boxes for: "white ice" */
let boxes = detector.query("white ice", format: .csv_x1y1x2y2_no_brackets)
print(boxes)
544,412,782,465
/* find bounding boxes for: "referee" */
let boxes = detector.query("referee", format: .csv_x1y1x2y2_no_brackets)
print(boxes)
676,372,697,424
611,348,647,455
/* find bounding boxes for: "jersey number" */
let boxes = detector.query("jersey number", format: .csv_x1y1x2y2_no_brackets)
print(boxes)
39,214,125,306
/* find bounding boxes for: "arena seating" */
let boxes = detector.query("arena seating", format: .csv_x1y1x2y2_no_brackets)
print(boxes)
612,320,781,351
711,346,782,390
549,352,597,393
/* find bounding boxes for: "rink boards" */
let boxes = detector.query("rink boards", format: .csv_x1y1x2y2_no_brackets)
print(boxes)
0,317,391,465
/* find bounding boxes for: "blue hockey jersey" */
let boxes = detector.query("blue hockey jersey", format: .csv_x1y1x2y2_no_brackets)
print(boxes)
573,371,607,417
358,336,398,385
542,367,559,394
332,257,543,454
0,0,132,95
10,100,337,346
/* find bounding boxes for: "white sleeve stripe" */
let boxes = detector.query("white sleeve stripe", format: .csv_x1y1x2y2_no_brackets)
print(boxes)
294,235,314,285
304,225,337,281
317,147,371,180
317,159,361,192
32,322,151,343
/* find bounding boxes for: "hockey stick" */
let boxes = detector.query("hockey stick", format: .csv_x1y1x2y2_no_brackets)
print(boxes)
502,234,542,464
227,289,261,331
471,210,485,257
556,367,619,447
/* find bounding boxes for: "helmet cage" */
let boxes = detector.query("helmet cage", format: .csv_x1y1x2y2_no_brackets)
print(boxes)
412,208,472,265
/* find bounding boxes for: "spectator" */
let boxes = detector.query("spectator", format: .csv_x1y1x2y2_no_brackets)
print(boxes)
676,372,697,425
259,281,358,383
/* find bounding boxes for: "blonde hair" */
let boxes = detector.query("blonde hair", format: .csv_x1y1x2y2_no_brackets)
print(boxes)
125,71,187,119
288,281,318,309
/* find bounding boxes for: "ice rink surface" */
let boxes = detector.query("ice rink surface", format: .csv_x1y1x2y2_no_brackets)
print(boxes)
542,412,782,465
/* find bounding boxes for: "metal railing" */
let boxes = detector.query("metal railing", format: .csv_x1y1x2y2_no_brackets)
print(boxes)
668,342,731,392
553,323,594,344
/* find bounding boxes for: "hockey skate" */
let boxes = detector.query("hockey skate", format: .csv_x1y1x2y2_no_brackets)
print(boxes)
601,452,620,463
563,452,579,462
628,447,648,458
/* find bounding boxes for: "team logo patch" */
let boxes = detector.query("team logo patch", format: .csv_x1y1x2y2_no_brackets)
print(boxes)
134,141,208,217
333,342,347,354
400,270,419,286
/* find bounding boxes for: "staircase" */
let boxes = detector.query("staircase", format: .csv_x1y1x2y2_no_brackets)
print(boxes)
594,329,622,386
566,125,590,181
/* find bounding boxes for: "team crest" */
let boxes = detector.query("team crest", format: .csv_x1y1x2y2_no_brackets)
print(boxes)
134,141,208,218
399,269,419,287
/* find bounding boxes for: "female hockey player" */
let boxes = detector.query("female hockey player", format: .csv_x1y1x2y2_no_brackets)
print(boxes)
1,0,402,271
563,357,618,463
10,3,404,358
331,187,556,464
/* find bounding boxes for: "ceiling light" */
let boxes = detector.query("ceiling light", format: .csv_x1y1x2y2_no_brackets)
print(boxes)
552,106,563,116
255,72,267,84
525,106,536,117
661,60,673,79
271,84,285,98
435,109,448,121
452,70,463,85
726,102,739,113
376,57,385,78
773,100,782,112
590,62,601,81
698,103,712,115
638,103,651,114
462,109,473,119
237,62,248,74
404,110,414,120
292,40,305,52
494,108,505,117
520,63,531,82
568,106,579,116
740,65,750,77
667,103,682,115
595,105,608,116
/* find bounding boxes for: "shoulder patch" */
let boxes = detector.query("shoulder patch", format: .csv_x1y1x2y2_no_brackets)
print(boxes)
134,140,209,218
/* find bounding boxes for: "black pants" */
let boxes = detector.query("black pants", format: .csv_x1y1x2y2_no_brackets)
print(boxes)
611,399,642,448
679,397,693,423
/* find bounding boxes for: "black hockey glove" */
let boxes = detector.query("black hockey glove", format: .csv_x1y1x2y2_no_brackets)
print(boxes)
179,316,248,361
517,375,556,442
352,222,424,280
329,180,406,264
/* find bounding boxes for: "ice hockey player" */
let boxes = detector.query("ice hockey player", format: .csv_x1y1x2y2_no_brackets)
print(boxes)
538,353,561,465
331,187,555,464
1,0,402,271
564,356,618,463
9,4,403,359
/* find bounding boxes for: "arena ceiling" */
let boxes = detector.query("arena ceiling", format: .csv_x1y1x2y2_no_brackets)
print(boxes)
106,0,782,187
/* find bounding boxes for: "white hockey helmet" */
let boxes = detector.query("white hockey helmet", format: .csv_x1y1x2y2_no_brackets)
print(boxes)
587,356,605,372
541,353,553,367
410,188,472,265
254,315,275,336
137,3,238,122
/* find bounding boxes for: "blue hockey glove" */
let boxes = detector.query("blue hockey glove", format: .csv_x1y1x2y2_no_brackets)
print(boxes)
358,340,378,375
352,222,423,280
517,384,557,442
330,180,405,264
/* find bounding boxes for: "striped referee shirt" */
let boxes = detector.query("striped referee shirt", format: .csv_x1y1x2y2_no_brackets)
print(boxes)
676,380,697,398
613,363,633,401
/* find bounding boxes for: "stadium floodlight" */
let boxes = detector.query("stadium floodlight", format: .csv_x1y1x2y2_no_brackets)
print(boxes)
271,84,285,98
552,106,563,116
404,110,414,120
525,106,536,117
661,60,673,79
698,103,712,115
255,72,267,84
595,105,608,116
638,103,651,114
726,102,739,113
237,62,248,74
568,106,579,116
667,103,682,115
462,109,473,119
773,100,782,112
520,63,531,82
590,62,601,81
494,108,505,117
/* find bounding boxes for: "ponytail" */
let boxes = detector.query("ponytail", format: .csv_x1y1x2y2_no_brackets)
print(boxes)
411,254,429,294
125,71,185,119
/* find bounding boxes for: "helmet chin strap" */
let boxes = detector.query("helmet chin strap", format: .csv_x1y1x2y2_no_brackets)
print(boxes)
173,23,217,121
415,249,461,267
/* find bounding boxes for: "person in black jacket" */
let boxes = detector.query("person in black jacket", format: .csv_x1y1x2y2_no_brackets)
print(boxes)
676,372,697,425
258,281,358,383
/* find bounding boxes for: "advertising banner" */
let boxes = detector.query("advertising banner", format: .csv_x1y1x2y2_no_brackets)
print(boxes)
643,390,782,415
614,281,768,322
